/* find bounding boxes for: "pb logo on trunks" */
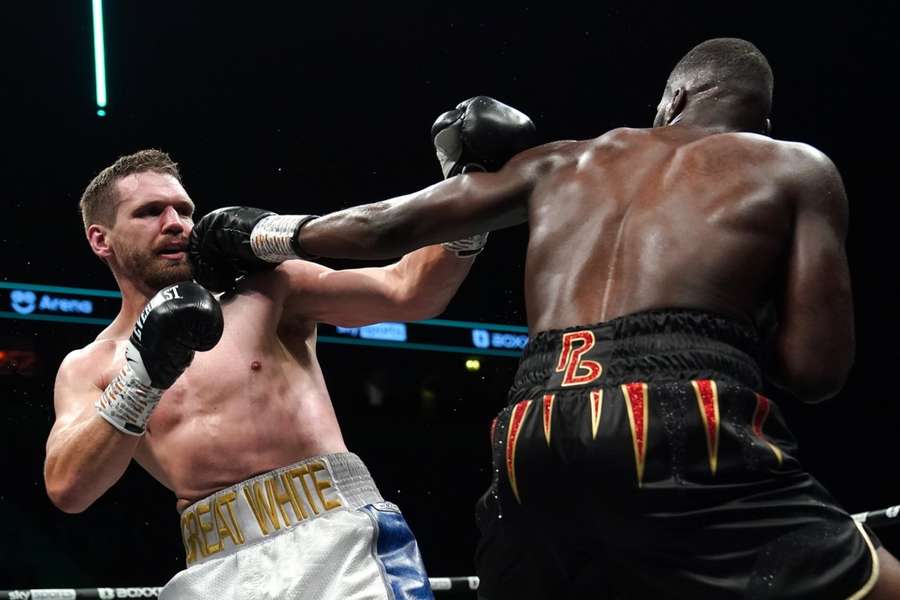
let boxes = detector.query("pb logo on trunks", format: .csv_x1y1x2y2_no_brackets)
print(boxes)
556,330,602,386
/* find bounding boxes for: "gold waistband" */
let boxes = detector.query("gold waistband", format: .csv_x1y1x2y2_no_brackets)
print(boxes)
179,452,382,567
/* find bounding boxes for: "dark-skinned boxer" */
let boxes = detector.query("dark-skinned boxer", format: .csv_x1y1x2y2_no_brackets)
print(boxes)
190,41,900,599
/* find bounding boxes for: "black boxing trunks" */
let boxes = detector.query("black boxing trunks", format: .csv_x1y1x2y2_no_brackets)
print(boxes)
475,309,878,600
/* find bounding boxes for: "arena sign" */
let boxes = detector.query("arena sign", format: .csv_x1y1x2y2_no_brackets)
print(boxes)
0,282,119,325
0,282,529,357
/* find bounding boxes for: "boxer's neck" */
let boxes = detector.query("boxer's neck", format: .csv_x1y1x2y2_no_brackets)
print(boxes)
108,274,157,338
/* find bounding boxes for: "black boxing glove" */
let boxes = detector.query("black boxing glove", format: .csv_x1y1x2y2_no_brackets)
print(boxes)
189,206,319,292
432,95,537,179
432,96,537,256
95,282,224,435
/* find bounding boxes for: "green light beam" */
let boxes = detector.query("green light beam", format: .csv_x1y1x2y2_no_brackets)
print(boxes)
92,0,107,115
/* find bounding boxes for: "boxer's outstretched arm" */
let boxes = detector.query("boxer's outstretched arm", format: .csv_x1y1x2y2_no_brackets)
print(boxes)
773,147,854,403
266,145,566,326
298,144,562,260
273,146,565,325
45,347,141,513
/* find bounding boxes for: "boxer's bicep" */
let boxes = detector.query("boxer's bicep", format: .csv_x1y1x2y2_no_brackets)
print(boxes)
48,350,106,446
775,157,853,402
46,347,143,512
46,350,111,499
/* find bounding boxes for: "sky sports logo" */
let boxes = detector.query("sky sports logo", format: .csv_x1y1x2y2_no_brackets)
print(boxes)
9,289,94,316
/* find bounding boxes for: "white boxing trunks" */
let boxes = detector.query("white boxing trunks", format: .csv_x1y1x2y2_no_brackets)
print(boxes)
161,452,434,600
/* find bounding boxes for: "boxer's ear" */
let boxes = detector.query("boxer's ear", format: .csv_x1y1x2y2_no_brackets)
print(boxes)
664,88,686,126
87,224,113,261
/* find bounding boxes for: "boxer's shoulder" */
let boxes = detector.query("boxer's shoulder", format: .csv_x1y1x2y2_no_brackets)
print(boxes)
770,139,837,172
663,132,810,183
514,131,646,175
720,137,843,199
681,130,778,157
63,338,119,367
56,338,120,390
684,131,829,166
503,139,583,177
559,128,655,162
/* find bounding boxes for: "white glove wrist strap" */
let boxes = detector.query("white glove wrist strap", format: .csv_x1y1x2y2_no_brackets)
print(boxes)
250,215,306,263
95,342,164,436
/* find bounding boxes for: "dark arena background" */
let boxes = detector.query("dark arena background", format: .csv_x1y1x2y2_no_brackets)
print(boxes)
2,2,899,598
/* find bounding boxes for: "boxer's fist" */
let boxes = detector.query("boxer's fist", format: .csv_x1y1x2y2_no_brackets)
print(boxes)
127,281,224,389
432,96,536,256
190,207,318,292
96,282,223,435
431,96,537,179
189,206,275,292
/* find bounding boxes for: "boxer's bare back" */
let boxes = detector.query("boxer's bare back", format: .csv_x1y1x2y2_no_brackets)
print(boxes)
304,124,853,401
522,127,842,331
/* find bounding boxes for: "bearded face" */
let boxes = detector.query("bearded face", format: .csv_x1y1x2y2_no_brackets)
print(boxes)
116,237,192,292
96,172,196,294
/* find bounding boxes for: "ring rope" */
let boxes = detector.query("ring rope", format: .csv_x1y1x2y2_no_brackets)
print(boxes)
852,505,900,528
3,505,898,599
0,577,480,598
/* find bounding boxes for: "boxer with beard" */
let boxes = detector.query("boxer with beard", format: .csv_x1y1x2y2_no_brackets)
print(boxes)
43,102,538,600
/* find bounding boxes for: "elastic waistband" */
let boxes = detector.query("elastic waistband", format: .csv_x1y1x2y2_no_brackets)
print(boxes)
508,309,762,404
179,452,382,567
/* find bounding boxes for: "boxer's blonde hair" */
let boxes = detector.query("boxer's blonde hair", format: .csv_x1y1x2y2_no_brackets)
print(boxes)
79,149,182,232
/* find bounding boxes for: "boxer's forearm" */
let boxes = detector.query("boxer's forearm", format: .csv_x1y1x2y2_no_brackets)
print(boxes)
388,245,475,319
45,414,140,513
301,191,455,260
299,174,525,259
